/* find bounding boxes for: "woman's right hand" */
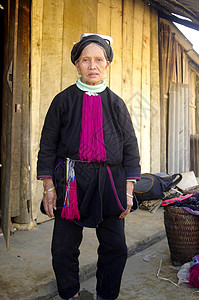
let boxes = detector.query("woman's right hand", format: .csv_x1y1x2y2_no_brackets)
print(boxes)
43,178,57,218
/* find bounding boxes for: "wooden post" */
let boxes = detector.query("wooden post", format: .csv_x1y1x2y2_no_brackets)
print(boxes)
159,22,167,172
140,3,151,172
196,79,199,133
1,0,21,249
13,0,31,224
30,0,44,221
150,7,160,172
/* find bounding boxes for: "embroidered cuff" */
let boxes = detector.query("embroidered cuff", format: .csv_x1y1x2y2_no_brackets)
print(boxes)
126,176,141,181
37,175,53,180
37,170,54,180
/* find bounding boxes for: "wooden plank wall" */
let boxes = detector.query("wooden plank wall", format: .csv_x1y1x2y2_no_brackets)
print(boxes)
160,20,199,174
31,0,160,221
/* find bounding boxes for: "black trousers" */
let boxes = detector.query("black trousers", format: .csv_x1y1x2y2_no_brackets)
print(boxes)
51,214,128,300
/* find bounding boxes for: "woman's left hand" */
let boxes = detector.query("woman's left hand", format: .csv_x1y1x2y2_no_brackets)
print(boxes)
119,181,134,219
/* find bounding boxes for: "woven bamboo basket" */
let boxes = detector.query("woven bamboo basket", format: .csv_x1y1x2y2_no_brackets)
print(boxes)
164,206,199,266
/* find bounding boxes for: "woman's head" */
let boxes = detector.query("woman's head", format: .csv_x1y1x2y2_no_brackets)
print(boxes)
71,34,113,85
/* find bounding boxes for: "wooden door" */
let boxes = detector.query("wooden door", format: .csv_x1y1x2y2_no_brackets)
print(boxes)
1,0,30,250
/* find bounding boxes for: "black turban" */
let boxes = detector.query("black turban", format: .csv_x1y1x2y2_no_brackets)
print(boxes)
71,35,113,65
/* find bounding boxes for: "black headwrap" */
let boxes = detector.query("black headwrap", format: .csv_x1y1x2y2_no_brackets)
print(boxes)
71,35,113,65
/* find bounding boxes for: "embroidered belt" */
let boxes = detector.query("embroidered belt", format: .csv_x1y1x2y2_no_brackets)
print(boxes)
62,158,134,221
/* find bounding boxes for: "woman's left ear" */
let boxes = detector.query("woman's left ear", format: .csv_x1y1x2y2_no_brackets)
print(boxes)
106,61,110,69
75,61,80,74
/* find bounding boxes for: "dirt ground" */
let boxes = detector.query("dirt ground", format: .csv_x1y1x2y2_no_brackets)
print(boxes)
0,208,165,300
52,238,199,300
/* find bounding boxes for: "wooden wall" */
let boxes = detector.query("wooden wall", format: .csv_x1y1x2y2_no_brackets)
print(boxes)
31,0,160,221
159,20,199,172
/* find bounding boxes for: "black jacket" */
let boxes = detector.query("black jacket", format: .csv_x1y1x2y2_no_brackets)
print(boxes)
37,85,141,227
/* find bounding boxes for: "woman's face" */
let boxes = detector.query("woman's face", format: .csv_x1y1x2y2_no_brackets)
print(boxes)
75,43,109,85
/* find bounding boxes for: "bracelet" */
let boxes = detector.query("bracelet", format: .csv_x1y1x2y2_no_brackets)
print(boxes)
126,192,134,198
43,186,55,194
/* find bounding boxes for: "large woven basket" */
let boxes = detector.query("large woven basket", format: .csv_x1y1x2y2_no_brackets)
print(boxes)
164,206,199,266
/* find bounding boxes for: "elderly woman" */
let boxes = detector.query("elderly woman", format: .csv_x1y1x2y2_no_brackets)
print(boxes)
37,34,141,300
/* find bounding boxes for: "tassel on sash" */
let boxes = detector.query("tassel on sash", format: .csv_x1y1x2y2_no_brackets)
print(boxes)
61,159,80,220
78,92,107,162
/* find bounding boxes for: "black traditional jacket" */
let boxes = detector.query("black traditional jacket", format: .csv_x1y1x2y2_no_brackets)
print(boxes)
37,84,141,227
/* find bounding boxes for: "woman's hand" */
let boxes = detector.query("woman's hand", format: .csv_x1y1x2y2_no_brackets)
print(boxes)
119,181,134,219
43,178,57,218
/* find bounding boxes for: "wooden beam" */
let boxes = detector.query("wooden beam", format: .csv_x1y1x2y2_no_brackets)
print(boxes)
159,10,199,31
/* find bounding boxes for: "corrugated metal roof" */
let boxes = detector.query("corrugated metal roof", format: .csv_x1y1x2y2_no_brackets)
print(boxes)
146,0,199,29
